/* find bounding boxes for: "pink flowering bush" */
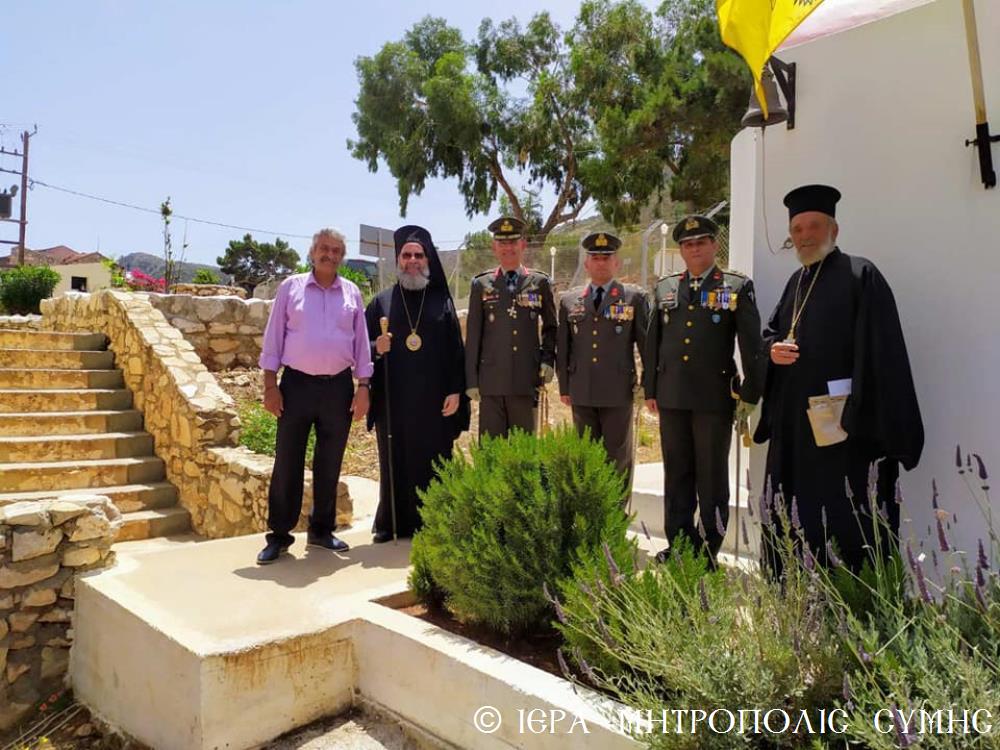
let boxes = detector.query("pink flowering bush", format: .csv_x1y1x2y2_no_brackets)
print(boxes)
125,269,166,293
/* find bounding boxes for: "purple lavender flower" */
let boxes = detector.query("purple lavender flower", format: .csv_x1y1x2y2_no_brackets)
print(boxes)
640,520,652,541
698,577,710,612
891,705,914,748
894,480,904,505
867,463,878,500
597,615,615,646
878,503,889,523
803,545,816,572
826,540,842,568
821,506,828,529
758,493,771,525
746,468,752,495
936,518,950,553
976,564,986,590
975,579,988,610
978,539,990,571
932,480,939,509
573,647,597,683
907,542,933,604
602,542,623,586
973,453,990,488
858,646,873,664
715,507,726,538
956,444,963,470
741,518,750,547
844,477,854,501
543,581,554,603
553,597,567,624
791,497,802,531
556,648,573,680
842,673,853,702
931,549,939,571
578,580,594,600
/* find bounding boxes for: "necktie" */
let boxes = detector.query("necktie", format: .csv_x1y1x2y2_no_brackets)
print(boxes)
594,285,604,309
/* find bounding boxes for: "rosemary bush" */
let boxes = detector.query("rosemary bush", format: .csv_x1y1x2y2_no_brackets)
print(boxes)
409,427,635,636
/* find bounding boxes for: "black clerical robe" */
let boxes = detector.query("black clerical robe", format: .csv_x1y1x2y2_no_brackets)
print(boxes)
366,285,469,537
754,248,923,571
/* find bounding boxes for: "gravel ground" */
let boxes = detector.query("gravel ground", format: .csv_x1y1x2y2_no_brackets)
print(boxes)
267,708,426,749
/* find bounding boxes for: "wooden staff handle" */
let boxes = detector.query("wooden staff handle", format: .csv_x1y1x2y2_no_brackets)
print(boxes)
380,317,389,336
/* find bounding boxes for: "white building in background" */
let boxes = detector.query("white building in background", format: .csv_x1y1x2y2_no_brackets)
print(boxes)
729,0,1000,554
0,245,113,296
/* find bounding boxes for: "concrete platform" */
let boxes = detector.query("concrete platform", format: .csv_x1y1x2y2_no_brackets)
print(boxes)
72,474,641,750
629,462,760,560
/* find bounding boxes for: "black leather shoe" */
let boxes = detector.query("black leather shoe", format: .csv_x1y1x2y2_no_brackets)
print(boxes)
256,541,290,565
307,533,350,552
372,530,394,544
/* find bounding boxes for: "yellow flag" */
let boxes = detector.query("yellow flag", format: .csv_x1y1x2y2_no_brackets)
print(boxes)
716,0,825,117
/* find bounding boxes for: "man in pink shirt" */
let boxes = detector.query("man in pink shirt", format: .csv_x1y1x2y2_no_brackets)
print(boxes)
256,228,373,564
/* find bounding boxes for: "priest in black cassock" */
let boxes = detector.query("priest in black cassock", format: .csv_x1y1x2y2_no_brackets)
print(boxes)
754,184,923,574
365,225,470,542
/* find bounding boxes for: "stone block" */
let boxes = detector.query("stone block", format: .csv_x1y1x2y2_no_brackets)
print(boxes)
9,611,38,632
41,646,69,680
68,513,112,542
0,502,47,526
48,501,88,526
0,555,60,590
38,608,71,623
21,589,57,608
12,528,64,562
62,547,101,568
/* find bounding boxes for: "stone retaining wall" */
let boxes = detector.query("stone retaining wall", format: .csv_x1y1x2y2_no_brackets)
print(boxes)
0,496,120,730
40,291,350,537
168,283,247,299
145,293,270,371
0,314,43,330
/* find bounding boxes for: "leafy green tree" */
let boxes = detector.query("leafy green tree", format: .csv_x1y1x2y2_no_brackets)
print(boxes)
350,2,748,241
217,234,299,292
571,0,750,223
191,268,220,285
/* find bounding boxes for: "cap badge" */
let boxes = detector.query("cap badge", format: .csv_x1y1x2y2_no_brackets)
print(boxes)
595,233,608,247
685,218,699,230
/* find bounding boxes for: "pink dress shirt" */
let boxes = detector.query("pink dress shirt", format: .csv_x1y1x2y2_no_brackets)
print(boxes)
258,272,374,378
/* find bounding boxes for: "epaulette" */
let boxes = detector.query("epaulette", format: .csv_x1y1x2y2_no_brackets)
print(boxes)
472,269,493,280
525,267,549,278
722,268,748,279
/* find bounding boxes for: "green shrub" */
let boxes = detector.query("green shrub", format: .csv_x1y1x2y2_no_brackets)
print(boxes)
238,401,315,462
192,268,221,284
0,265,60,314
410,427,635,636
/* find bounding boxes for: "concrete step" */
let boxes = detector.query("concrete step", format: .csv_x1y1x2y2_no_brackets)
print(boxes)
0,388,132,413
0,482,179,514
0,456,165,493
0,431,154,463
0,409,143,437
0,329,106,351
0,347,114,370
116,507,192,542
0,367,124,390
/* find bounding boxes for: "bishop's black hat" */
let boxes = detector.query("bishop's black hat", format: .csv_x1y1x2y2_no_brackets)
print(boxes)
783,184,842,219
581,231,621,254
488,216,526,240
672,215,718,243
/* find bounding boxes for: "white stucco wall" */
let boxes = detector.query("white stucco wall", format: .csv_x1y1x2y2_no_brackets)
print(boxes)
730,0,1000,555
52,262,112,296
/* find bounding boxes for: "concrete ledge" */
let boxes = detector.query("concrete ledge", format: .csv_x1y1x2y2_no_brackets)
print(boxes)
71,526,639,749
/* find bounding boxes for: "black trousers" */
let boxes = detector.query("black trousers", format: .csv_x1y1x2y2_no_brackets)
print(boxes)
659,408,732,559
266,367,353,546
572,404,634,490
478,394,535,438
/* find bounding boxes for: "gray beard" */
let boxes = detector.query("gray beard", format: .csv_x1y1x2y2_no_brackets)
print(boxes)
796,237,835,266
398,268,430,291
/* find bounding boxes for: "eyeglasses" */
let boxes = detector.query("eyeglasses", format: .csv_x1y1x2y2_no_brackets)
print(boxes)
400,252,426,260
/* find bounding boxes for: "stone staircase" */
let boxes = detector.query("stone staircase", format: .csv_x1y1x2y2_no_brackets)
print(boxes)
0,328,190,541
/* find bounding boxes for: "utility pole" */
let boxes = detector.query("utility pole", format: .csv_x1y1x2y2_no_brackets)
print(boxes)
0,126,37,266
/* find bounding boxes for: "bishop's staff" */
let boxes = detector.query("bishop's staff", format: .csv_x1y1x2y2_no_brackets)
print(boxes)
379,316,399,543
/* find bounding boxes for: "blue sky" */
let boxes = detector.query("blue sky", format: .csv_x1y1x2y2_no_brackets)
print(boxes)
2,1,643,267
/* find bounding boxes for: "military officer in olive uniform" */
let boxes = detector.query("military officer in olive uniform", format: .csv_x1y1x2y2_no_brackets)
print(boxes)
557,231,649,487
466,216,557,438
643,215,763,564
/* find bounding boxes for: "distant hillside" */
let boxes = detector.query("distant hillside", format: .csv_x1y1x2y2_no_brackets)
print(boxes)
117,252,232,284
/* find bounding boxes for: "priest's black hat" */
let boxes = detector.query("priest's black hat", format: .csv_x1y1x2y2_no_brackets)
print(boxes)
672,215,718,243
783,184,842,219
581,231,621,254
488,216,525,240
